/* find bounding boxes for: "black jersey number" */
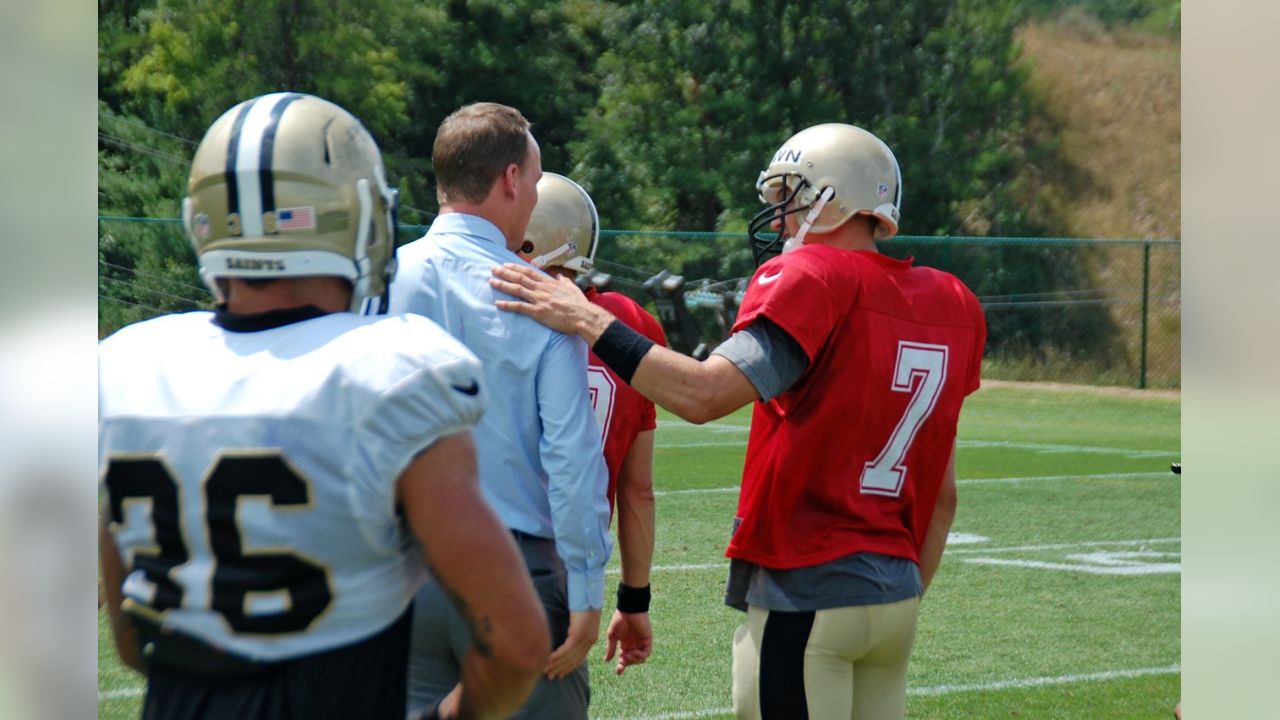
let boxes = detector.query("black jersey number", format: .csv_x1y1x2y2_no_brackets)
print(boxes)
104,453,333,635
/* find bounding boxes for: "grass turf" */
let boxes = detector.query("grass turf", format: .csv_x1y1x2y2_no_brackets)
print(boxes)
99,382,1180,719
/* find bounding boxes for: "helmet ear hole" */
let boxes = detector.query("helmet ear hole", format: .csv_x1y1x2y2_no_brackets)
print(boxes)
520,240,535,254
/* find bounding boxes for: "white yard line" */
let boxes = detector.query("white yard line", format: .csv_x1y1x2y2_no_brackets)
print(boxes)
946,537,1180,555
656,421,749,432
99,688,144,701
590,664,1181,719
605,538,1181,575
654,433,1177,459
655,441,748,448
654,471,1170,496
102,662,1182,707
653,486,738,496
958,470,1168,485
908,664,1181,696
957,439,1176,459
607,562,727,575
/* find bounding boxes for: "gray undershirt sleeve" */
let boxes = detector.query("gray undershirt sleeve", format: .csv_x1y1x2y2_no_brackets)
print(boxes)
710,317,809,402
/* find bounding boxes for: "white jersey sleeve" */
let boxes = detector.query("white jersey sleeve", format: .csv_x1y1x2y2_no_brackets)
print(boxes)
352,350,485,531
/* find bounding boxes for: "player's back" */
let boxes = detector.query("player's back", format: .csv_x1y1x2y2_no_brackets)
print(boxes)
98,310,485,662
729,244,985,568
583,289,666,508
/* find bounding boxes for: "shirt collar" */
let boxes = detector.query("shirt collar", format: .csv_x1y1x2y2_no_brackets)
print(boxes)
426,212,511,249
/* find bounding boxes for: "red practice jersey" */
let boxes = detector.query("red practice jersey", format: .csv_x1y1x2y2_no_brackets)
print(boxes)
725,244,986,569
585,288,668,512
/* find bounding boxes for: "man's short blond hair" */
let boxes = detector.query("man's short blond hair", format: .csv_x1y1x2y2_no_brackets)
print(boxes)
432,102,533,205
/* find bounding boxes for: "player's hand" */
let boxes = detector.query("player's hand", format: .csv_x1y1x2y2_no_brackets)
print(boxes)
490,264,614,342
546,609,601,679
604,609,653,675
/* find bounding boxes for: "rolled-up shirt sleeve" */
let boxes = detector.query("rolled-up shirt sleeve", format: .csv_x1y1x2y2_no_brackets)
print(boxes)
537,331,613,611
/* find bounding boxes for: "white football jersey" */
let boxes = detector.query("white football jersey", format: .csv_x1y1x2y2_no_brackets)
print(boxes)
98,310,485,661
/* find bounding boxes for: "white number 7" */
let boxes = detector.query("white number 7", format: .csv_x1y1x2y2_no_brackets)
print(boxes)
860,341,949,497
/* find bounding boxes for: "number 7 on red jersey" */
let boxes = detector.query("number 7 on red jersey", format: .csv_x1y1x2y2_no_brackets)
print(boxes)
860,341,949,497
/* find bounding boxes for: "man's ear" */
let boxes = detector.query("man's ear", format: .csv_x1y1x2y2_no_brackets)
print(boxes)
502,163,520,198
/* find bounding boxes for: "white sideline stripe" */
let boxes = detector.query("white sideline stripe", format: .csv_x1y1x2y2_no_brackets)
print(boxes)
654,471,1169,496
604,538,1182,575
592,665,1181,719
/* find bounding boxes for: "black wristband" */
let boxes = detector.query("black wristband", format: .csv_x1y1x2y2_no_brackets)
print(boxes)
592,319,656,384
616,582,651,614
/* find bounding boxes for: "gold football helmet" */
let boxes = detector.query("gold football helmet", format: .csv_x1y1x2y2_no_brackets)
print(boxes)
519,172,598,273
182,92,399,314
747,123,902,266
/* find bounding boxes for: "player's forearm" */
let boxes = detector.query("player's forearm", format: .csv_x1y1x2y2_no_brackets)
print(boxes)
616,435,656,587
616,489,655,588
919,445,959,593
453,647,544,720
627,348,733,424
918,491,956,593
99,522,144,673
560,304,720,421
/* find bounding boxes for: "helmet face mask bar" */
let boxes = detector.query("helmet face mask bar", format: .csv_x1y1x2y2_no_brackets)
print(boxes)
747,173,813,267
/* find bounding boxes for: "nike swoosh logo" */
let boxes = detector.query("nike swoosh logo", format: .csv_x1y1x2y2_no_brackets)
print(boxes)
758,270,783,286
450,380,480,396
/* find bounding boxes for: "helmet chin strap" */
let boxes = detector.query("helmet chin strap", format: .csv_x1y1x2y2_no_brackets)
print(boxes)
787,186,835,252
532,241,577,268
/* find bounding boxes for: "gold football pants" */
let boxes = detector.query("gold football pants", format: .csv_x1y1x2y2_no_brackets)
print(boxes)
732,597,919,720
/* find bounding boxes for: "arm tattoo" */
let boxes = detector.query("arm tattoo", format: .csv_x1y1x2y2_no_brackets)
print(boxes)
439,581,496,658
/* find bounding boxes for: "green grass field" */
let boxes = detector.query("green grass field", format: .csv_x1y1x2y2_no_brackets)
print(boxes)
98,382,1181,719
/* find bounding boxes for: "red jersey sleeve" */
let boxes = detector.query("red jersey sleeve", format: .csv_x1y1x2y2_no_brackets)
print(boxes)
732,248,849,363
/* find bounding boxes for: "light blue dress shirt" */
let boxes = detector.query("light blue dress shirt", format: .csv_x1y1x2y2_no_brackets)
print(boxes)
389,212,612,611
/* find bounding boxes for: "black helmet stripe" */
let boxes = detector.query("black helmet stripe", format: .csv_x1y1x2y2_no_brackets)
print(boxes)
223,99,256,226
257,93,305,223
224,93,303,237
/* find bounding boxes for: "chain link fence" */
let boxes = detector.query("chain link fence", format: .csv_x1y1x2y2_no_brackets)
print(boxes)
98,217,1180,389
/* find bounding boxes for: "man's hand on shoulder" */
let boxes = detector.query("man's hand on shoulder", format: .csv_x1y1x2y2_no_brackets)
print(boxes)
491,263,615,343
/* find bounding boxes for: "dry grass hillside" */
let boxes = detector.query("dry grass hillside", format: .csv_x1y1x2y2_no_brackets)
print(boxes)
1019,20,1180,240
1017,19,1181,388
